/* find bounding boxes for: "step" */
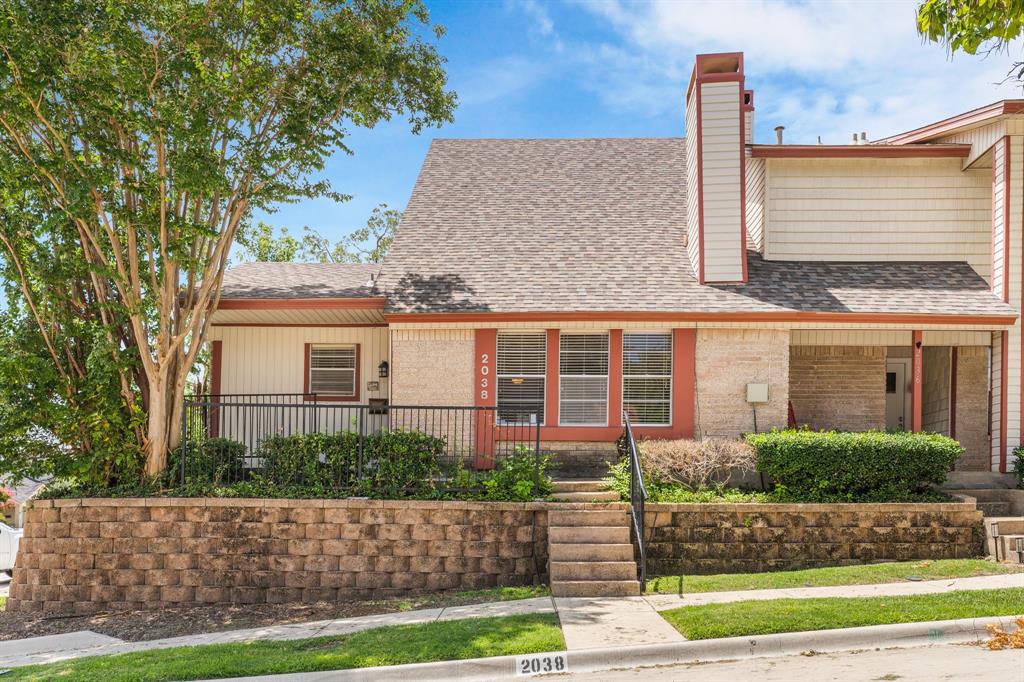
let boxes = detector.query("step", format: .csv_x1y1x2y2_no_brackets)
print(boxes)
549,525,631,544
551,491,620,503
988,518,1024,535
549,542,635,562
552,479,609,493
550,580,641,598
550,561,638,581
548,510,630,527
996,535,1024,564
979,501,1012,517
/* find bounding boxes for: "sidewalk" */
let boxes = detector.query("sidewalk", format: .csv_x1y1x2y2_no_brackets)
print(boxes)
2,572,1021,669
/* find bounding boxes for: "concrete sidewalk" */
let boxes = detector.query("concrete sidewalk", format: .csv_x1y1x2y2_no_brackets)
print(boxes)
0,596,555,668
641,571,1024,611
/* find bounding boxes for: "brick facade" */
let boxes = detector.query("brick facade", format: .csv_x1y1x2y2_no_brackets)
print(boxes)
695,328,789,438
645,500,984,574
390,329,474,406
954,347,991,471
7,499,549,615
788,346,885,431
922,347,952,434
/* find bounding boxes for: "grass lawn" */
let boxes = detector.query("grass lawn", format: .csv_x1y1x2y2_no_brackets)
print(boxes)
5,613,564,682
646,559,1017,594
661,588,1024,640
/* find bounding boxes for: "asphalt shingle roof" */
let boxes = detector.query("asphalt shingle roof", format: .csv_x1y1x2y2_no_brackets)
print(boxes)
219,262,381,299
377,138,1013,317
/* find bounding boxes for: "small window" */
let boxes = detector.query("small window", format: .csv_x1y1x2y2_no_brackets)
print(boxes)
560,333,609,426
308,345,357,398
497,332,546,424
886,372,897,394
623,332,672,426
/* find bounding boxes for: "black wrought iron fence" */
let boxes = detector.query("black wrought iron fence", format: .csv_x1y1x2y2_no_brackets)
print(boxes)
179,394,541,490
623,412,648,591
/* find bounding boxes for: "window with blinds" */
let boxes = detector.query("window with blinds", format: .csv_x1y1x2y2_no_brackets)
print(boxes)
497,332,546,424
622,332,672,425
559,333,609,426
308,345,357,397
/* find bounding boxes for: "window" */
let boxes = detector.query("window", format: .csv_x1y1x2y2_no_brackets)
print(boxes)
497,332,546,424
560,333,609,425
622,332,672,426
307,345,358,398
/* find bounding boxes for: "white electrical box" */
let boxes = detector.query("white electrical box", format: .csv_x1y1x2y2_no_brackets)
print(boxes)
746,383,769,403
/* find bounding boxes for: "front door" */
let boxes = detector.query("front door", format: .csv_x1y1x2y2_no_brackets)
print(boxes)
885,359,910,431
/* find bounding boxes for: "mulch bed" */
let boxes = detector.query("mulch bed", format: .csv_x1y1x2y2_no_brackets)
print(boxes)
0,589,545,643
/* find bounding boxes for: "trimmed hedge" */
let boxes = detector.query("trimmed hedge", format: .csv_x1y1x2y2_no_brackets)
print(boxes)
747,429,962,502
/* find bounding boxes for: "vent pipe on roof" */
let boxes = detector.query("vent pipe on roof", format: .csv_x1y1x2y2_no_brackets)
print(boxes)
860,132,868,144
851,132,858,145
774,125,784,144
817,135,823,145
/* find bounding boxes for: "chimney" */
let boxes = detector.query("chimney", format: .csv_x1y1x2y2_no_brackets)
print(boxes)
743,90,755,144
685,52,748,284
775,126,785,145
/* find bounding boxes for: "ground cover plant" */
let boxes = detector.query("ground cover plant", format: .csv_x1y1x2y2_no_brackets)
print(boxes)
2,613,564,682
660,588,1024,640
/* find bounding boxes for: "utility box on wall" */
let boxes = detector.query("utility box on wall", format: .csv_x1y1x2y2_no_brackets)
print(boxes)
746,383,769,404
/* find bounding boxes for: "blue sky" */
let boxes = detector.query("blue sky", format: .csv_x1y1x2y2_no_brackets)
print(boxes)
255,0,1024,245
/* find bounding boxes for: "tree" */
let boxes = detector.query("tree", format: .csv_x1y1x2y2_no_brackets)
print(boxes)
0,0,455,477
303,203,400,263
918,0,1024,80
236,222,303,263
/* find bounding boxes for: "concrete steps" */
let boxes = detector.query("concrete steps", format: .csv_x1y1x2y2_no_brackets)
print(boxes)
550,479,619,503
979,501,1012,517
547,507,640,597
984,517,1024,564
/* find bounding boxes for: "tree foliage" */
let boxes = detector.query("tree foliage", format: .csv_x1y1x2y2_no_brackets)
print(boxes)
918,0,1024,55
0,0,455,478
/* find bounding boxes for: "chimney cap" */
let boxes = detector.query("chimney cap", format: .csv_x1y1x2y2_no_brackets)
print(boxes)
774,125,785,145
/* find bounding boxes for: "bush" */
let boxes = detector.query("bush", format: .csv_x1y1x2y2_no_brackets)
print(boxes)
166,437,247,486
639,438,756,489
604,458,770,503
360,430,445,497
481,449,553,501
258,432,360,491
1014,446,1024,489
747,429,962,502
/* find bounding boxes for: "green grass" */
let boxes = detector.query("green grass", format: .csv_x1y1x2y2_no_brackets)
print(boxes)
0,595,6,610
5,613,564,682
646,559,1018,594
661,588,1024,640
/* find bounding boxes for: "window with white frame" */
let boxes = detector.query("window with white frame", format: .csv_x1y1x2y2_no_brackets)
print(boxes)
622,332,672,425
559,333,609,425
308,345,357,397
497,332,546,424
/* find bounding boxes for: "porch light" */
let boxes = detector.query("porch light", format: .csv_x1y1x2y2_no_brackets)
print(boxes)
378,361,389,378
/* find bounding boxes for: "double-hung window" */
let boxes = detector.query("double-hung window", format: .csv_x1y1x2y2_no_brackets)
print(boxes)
622,332,672,425
559,333,609,425
307,345,358,399
496,332,546,424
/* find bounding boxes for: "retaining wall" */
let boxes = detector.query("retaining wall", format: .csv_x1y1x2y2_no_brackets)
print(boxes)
645,500,985,575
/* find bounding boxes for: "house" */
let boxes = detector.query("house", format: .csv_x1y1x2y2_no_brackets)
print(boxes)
208,52,1023,475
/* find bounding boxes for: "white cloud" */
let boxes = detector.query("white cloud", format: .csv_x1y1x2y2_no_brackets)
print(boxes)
455,55,548,106
571,0,1023,142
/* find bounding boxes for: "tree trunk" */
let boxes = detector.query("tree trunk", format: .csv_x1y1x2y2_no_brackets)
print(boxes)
144,373,170,477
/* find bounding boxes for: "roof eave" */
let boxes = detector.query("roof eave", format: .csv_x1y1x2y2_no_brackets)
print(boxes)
880,100,1024,145
750,144,972,159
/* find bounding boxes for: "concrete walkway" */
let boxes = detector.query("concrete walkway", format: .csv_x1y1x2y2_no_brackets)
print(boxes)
0,597,555,668
556,597,685,650
641,571,1024,611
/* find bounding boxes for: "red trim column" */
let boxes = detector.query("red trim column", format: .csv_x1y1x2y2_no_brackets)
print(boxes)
911,331,923,432
949,347,958,440
674,329,696,439
1001,331,1009,473
545,329,559,428
609,330,623,429
210,340,223,437
474,329,497,469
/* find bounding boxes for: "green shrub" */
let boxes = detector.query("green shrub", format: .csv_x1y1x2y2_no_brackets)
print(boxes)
604,458,770,503
747,429,962,502
178,437,246,484
1013,446,1024,489
482,449,553,501
360,430,445,496
258,432,359,491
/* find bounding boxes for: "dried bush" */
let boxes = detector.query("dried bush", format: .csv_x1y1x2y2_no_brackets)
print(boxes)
987,617,1024,650
640,438,756,490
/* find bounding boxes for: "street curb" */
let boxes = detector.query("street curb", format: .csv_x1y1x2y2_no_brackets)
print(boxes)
207,614,1021,681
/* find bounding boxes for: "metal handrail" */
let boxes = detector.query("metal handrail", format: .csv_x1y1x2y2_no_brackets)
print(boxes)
623,412,648,591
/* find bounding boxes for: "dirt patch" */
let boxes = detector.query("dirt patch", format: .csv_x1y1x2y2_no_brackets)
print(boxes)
0,587,549,642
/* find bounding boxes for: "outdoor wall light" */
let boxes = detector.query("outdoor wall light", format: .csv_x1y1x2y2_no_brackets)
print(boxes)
378,361,389,378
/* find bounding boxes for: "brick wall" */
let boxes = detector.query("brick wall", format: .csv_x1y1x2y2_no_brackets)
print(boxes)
390,329,474,406
695,329,789,438
789,346,885,431
7,499,549,615
645,501,984,574
954,347,991,471
922,347,951,434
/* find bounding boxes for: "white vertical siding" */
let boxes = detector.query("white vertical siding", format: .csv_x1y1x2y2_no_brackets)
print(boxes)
993,140,1007,296
745,156,766,252
209,326,389,401
940,121,1006,169
684,89,701,278
764,157,993,281
699,81,745,282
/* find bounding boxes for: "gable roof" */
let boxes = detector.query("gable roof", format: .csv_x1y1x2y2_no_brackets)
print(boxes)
377,138,1013,321
219,262,381,300
881,100,1024,145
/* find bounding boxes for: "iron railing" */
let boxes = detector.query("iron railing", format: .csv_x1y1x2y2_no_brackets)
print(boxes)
180,393,541,490
623,412,648,591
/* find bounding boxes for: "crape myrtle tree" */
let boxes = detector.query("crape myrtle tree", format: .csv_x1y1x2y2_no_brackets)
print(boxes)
918,0,1024,80
0,0,455,480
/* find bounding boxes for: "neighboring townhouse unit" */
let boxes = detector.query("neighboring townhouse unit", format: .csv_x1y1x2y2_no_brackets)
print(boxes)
209,52,1022,474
